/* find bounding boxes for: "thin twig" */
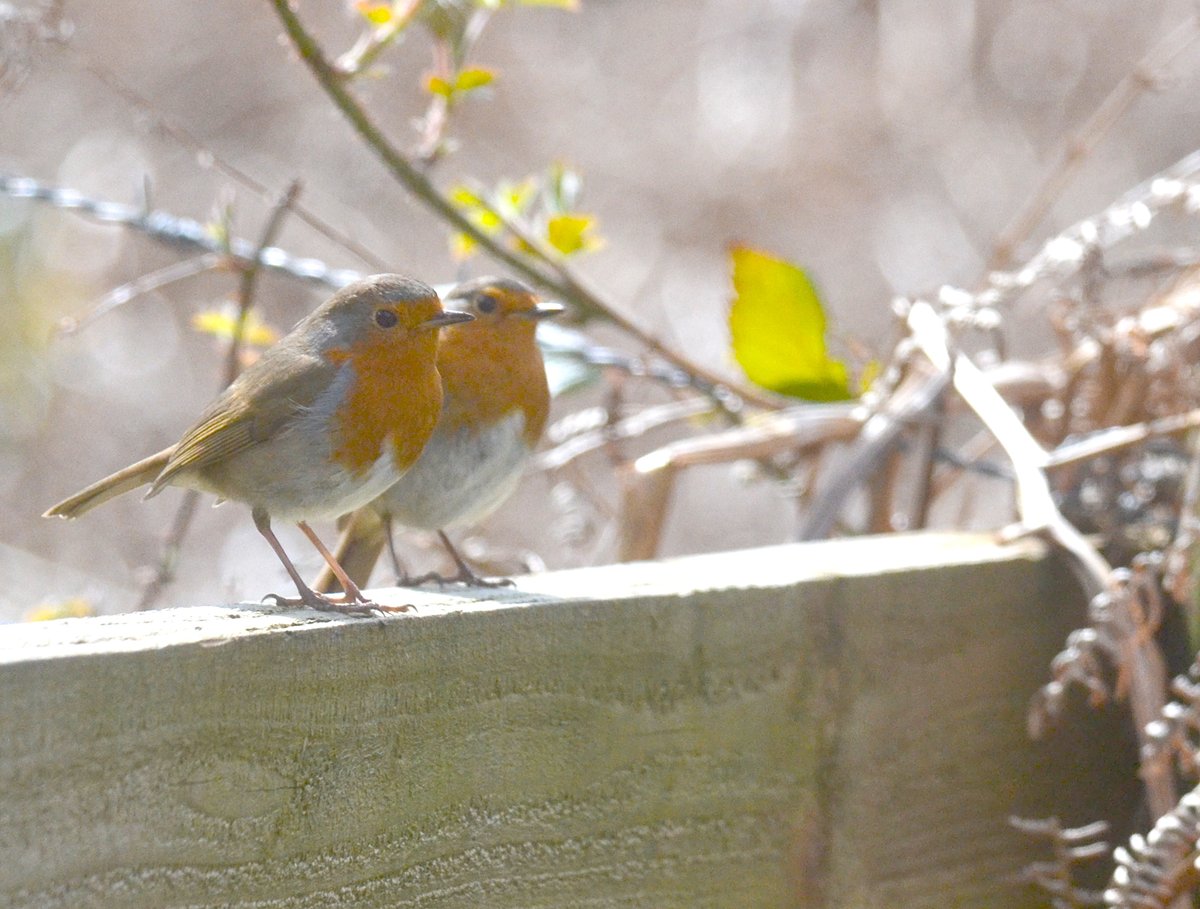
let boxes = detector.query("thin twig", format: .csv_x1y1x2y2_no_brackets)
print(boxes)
988,16,1200,270
413,40,453,167
135,183,302,610
413,6,495,169
67,48,389,272
224,181,302,383
266,0,781,413
538,397,715,471
133,487,200,612
334,0,422,78
57,253,222,336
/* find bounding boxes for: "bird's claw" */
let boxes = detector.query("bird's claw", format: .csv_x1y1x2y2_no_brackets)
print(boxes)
262,588,391,617
397,570,515,589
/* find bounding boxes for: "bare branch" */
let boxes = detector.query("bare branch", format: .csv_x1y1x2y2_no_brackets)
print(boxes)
989,16,1200,270
57,253,222,336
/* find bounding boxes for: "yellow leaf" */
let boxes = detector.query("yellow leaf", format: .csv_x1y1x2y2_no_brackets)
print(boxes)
192,309,280,348
426,74,454,97
728,246,852,402
546,213,600,256
449,184,487,210
454,67,495,92
520,0,579,8
25,597,94,622
451,231,478,259
355,1,394,25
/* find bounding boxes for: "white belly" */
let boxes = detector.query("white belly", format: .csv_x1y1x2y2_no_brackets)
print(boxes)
378,410,530,530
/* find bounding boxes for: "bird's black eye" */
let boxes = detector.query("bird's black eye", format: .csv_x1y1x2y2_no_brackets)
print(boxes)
375,308,398,328
476,294,498,314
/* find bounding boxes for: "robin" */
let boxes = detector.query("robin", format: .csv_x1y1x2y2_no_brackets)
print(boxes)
315,276,560,592
44,274,473,615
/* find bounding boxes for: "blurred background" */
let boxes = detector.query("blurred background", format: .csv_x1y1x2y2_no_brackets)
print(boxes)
2,0,1199,619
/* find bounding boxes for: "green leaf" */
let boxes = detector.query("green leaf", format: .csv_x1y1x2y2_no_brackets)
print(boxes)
546,213,599,256
728,246,852,402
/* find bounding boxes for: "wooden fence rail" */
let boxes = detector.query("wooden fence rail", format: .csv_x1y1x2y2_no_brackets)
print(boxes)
1,533,1114,908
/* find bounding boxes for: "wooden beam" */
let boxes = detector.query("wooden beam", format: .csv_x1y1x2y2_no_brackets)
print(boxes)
0,534,1101,907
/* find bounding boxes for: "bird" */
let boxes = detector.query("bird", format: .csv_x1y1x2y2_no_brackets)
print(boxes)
314,276,560,593
44,274,473,615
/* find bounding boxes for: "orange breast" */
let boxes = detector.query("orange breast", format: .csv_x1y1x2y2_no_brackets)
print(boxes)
436,322,549,445
325,332,443,474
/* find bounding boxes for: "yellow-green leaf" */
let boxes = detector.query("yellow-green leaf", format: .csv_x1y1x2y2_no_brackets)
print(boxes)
520,0,579,8
355,1,394,25
728,246,852,402
546,212,600,256
426,74,454,97
192,309,279,348
449,184,486,210
455,67,495,93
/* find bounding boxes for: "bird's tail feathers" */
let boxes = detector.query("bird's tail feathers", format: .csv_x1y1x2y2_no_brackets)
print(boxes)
44,447,174,519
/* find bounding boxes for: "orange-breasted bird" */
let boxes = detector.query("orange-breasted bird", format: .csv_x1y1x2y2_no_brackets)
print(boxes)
315,276,560,592
44,274,473,615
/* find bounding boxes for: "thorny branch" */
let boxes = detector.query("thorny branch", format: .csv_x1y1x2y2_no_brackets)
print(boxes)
0,173,361,290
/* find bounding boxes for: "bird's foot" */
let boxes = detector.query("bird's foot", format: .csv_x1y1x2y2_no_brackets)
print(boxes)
263,587,413,616
397,568,515,589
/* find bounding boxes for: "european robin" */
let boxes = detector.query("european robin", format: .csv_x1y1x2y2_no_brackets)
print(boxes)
315,276,560,592
44,274,473,615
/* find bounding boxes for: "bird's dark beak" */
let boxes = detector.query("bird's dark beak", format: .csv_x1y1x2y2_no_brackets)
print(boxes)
421,309,474,331
519,301,565,321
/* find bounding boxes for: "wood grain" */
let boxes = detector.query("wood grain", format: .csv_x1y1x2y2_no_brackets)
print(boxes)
0,534,1096,908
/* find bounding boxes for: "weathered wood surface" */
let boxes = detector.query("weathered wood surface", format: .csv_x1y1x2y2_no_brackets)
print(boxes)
0,533,1095,908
